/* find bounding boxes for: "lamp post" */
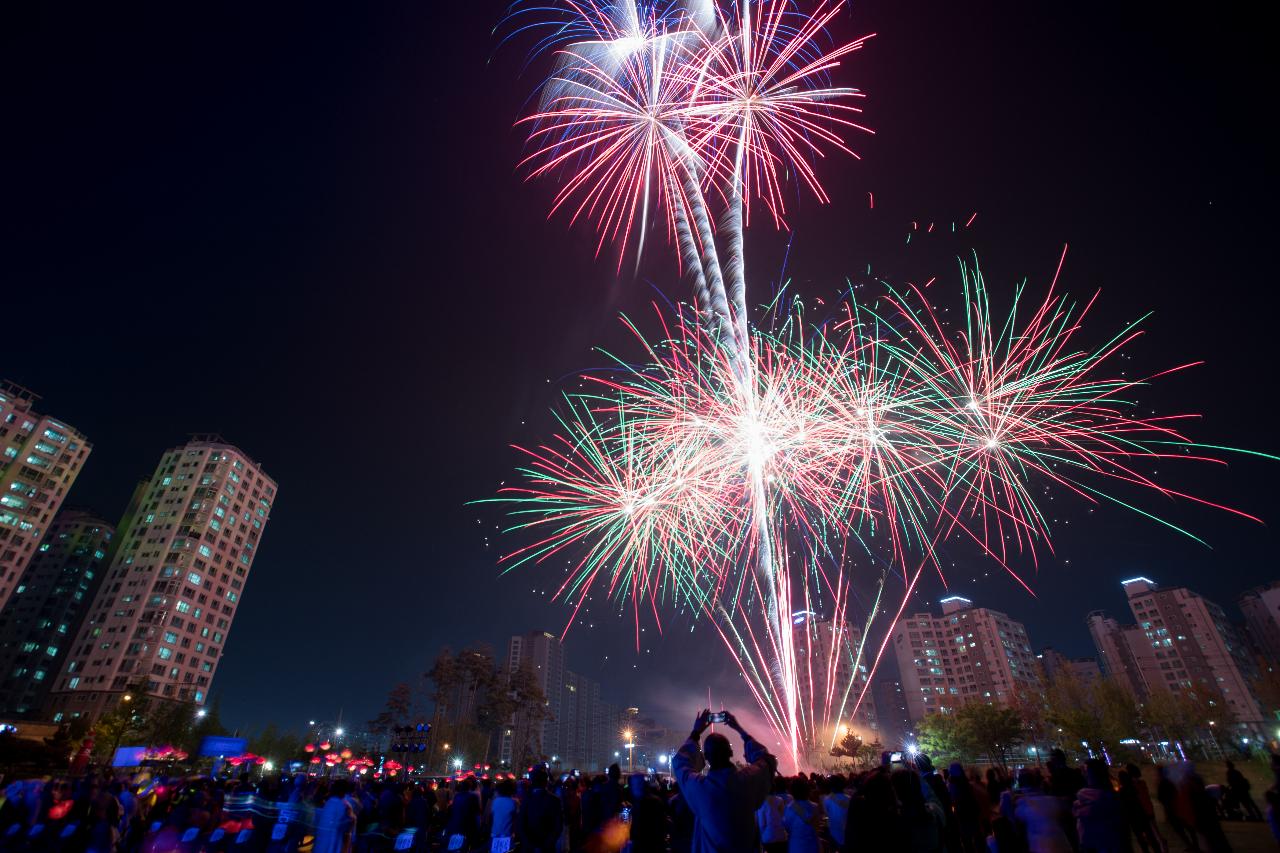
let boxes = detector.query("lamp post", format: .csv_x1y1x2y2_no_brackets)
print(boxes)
623,730,636,773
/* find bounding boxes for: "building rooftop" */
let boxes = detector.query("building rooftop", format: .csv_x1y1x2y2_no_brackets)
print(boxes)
1121,576,1156,595
0,380,39,403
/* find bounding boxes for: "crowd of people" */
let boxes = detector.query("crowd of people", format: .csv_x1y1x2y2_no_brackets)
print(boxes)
1,711,1278,853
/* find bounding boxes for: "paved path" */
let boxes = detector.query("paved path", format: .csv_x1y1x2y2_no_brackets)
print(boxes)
1216,819,1275,851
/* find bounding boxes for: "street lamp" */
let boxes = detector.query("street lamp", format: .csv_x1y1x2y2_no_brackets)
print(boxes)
623,731,636,772
335,727,345,738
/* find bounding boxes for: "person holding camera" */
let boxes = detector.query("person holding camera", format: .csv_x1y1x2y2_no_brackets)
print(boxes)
671,709,777,853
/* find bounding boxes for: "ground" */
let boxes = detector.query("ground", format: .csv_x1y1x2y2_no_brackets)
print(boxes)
1221,820,1277,851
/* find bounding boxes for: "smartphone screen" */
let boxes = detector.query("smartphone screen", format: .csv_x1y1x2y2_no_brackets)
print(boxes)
890,751,904,763
708,712,729,724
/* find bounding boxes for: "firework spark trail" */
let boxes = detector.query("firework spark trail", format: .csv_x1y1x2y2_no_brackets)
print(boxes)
486,276,1269,767
504,0,877,768
496,1,1267,770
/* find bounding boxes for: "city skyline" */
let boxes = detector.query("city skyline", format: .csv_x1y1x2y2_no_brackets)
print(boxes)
5,403,1278,750
2,409,1279,754
5,0,1277,737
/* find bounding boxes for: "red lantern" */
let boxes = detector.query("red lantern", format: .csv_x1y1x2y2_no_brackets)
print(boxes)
319,741,332,751
310,757,321,764
340,749,352,759
304,744,316,753
255,757,266,765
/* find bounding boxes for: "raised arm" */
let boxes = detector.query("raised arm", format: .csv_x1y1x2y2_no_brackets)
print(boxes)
724,712,776,805
672,710,711,799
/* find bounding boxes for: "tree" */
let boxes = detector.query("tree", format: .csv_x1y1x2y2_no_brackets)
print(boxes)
1094,678,1142,748
916,712,968,763
142,700,199,749
424,646,518,771
185,697,229,753
1009,686,1050,762
954,702,1024,768
1142,685,1233,759
1250,668,1280,722
43,717,91,767
829,730,879,769
93,684,150,759
420,646,555,771
424,647,461,772
249,723,304,764
369,682,415,737
503,663,551,769
1046,674,1138,759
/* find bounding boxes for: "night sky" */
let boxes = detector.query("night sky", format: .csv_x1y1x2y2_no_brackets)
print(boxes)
5,2,1277,738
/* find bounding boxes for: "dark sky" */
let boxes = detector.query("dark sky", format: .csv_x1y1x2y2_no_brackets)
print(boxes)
5,1,1277,738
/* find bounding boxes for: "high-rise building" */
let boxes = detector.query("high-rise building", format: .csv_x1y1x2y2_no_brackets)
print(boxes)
0,382,92,612
1086,611,1150,699
500,631,566,767
891,595,1040,722
1087,577,1262,729
497,630,646,772
46,436,275,720
871,679,913,747
1238,582,1280,666
793,613,878,750
1037,647,1103,688
594,699,622,770
558,670,599,770
0,510,116,717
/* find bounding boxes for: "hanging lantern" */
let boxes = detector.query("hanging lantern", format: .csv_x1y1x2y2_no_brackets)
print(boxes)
304,744,316,753
319,741,332,751
340,749,352,759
